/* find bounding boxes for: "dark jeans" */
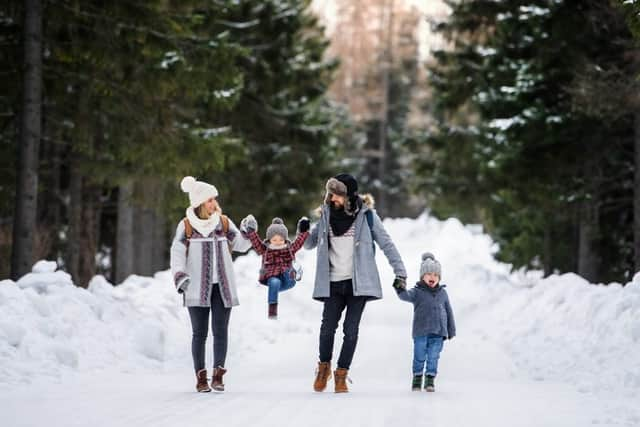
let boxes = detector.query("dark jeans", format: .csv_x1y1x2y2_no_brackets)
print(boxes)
319,279,367,369
187,283,231,373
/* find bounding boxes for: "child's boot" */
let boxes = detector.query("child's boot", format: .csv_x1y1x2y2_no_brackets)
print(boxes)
268,303,278,319
412,374,423,391
196,369,211,392
425,375,435,392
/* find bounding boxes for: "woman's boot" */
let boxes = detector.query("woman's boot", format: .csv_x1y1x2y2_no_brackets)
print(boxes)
211,366,227,391
196,369,211,392
313,361,332,392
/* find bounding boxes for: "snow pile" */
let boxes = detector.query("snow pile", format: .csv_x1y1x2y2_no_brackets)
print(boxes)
0,267,189,385
487,273,640,394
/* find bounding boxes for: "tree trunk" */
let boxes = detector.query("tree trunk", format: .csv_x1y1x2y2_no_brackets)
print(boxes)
376,0,395,215
78,185,100,288
67,157,82,284
11,0,42,280
634,110,640,274
115,180,134,284
577,199,599,283
151,184,167,273
543,225,552,277
134,179,155,276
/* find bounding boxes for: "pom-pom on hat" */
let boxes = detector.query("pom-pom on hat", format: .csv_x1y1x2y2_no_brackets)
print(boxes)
180,176,219,208
266,217,289,241
420,252,441,277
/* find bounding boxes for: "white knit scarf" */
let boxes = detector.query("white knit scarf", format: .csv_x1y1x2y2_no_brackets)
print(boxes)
185,207,220,237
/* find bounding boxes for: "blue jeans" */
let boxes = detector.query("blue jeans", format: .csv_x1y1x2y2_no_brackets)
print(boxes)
266,269,297,304
413,334,444,376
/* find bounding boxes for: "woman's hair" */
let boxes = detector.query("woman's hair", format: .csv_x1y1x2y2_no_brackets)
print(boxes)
195,203,210,220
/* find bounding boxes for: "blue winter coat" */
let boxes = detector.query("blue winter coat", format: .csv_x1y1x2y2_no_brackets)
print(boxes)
396,282,456,339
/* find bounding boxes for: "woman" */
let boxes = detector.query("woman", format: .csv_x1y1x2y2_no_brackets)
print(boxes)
170,176,251,392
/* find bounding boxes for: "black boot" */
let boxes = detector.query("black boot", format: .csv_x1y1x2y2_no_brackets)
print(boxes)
412,375,423,391
425,375,435,392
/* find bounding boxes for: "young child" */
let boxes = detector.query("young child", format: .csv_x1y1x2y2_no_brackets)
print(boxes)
241,215,310,319
393,252,456,392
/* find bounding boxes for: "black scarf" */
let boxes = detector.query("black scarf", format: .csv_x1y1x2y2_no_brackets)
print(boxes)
329,197,362,236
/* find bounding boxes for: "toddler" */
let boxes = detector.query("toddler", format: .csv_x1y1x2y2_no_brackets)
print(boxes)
241,215,310,318
393,252,456,392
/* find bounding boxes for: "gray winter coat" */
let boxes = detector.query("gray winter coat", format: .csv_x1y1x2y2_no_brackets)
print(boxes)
396,282,456,339
304,198,407,301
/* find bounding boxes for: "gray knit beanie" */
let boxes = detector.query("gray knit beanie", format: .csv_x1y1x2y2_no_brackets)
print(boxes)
266,218,288,241
420,252,441,277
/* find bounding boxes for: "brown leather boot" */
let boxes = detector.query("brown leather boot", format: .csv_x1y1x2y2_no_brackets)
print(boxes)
313,361,332,392
334,368,349,393
268,303,278,319
211,366,227,391
196,369,211,392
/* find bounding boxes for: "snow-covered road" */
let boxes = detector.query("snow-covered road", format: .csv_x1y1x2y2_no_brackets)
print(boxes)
1,214,638,426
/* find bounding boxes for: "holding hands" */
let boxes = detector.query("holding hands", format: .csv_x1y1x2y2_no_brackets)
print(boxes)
241,214,258,233
392,276,407,291
297,216,310,233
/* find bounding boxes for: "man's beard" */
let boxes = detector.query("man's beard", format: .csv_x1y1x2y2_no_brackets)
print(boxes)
330,200,344,210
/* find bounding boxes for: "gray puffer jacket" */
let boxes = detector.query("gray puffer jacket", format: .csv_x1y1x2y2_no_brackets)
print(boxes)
396,282,456,339
304,196,407,301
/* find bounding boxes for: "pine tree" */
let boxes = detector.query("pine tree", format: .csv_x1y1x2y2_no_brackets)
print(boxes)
423,0,636,281
204,0,339,229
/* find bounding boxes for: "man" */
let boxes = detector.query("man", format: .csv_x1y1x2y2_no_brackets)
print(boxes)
305,173,407,393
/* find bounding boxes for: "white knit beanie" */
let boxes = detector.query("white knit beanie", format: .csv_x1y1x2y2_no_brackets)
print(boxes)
180,176,219,208
420,252,441,277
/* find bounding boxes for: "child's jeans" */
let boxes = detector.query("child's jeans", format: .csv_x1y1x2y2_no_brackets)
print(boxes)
266,269,297,304
413,334,444,376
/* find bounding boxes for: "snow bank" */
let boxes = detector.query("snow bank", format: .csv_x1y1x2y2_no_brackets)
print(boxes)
0,263,188,386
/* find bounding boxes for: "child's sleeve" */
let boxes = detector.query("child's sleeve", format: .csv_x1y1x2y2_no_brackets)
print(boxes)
246,229,267,255
228,218,252,253
169,222,190,292
445,293,456,339
395,286,416,303
290,231,309,254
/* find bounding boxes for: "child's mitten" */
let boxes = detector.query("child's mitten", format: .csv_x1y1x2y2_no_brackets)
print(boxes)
297,217,310,233
392,276,407,290
241,214,258,233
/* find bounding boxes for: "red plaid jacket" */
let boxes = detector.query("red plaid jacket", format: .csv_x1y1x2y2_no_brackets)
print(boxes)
246,230,309,284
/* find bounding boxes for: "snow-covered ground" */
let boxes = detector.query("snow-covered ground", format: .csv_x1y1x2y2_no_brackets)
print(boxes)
1,213,639,427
